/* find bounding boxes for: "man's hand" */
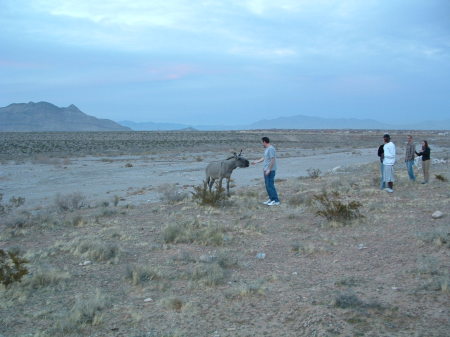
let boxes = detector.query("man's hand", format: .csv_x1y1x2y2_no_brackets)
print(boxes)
264,169,270,176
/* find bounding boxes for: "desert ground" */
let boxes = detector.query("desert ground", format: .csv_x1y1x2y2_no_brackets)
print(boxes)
0,130,449,337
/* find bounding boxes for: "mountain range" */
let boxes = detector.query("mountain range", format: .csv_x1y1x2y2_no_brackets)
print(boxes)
1,101,449,131
120,115,450,131
0,102,130,131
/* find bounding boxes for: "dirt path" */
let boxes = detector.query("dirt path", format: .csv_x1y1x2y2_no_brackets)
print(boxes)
0,148,381,208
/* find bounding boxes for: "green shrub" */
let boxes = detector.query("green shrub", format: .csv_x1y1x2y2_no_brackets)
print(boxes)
0,249,29,287
191,181,228,207
313,191,363,223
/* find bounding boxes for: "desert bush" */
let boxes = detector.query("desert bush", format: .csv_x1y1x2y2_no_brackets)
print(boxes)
126,265,163,286
70,239,120,263
333,292,365,309
312,191,363,223
159,184,189,203
435,174,448,182
307,168,321,179
56,290,109,332
0,194,25,215
333,292,384,311
0,249,29,287
191,181,229,207
190,263,227,286
163,219,229,246
55,192,86,212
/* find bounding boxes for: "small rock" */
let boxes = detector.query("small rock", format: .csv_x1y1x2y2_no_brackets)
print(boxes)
144,298,153,302
357,244,367,250
292,272,298,275
79,260,91,266
432,211,444,219
256,252,266,259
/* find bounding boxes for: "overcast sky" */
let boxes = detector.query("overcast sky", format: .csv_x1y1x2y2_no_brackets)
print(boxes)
1,0,449,125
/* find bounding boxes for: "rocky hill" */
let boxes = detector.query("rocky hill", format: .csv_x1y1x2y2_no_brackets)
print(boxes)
0,102,130,131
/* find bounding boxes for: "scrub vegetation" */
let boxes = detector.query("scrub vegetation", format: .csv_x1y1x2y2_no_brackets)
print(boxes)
1,129,449,337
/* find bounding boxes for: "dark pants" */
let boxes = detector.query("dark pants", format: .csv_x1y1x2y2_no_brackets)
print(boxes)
264,170,279,202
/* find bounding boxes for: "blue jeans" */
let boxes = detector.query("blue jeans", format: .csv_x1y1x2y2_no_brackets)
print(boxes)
380,162,385,189
405,160,415,181
264,170,279,202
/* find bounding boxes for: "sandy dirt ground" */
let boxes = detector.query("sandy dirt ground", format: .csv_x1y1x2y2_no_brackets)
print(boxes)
0,148,377,208
1,131,449,337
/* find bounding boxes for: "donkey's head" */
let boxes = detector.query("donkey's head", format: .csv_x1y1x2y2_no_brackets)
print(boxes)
227,149,250,168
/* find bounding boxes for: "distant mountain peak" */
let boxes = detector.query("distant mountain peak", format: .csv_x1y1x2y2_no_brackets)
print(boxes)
0,102,130,132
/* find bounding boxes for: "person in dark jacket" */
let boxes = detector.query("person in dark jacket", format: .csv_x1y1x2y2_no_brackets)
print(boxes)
415,140,431,184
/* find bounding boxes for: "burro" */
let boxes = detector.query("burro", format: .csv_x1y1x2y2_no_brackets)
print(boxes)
205,150,250,196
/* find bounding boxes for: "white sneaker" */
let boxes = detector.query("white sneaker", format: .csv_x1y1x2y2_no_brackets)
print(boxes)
385,188,394,193
263,199,271,205
267,200,280,206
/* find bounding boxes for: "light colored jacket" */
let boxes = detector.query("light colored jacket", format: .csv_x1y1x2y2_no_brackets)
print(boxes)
383,142,396,166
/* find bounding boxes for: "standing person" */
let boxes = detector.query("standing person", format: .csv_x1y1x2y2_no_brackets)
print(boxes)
378,141,386,190
405,135,416,181
251,137,280,206
415,140,431,184
383,134,396,193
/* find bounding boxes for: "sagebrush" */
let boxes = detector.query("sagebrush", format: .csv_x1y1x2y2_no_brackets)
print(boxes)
313,191,363,222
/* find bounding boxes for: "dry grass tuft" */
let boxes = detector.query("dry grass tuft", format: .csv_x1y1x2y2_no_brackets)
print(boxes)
190,263,228,286
417,225,450,248
69,238,120,263
23,267,70,290
159,184,189,203
125,265,163,286
163,219,230,246
161,296,184,311
56,289,109,332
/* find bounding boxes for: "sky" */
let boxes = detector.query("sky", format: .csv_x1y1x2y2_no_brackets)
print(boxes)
1,0,449,125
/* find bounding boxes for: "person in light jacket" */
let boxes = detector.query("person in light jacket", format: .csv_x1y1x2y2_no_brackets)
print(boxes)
382,134,396,193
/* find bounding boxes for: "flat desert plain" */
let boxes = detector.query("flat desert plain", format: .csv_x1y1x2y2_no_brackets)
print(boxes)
0,130,449,337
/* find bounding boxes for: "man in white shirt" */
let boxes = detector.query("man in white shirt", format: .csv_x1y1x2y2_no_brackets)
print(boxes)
382,134,396,193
